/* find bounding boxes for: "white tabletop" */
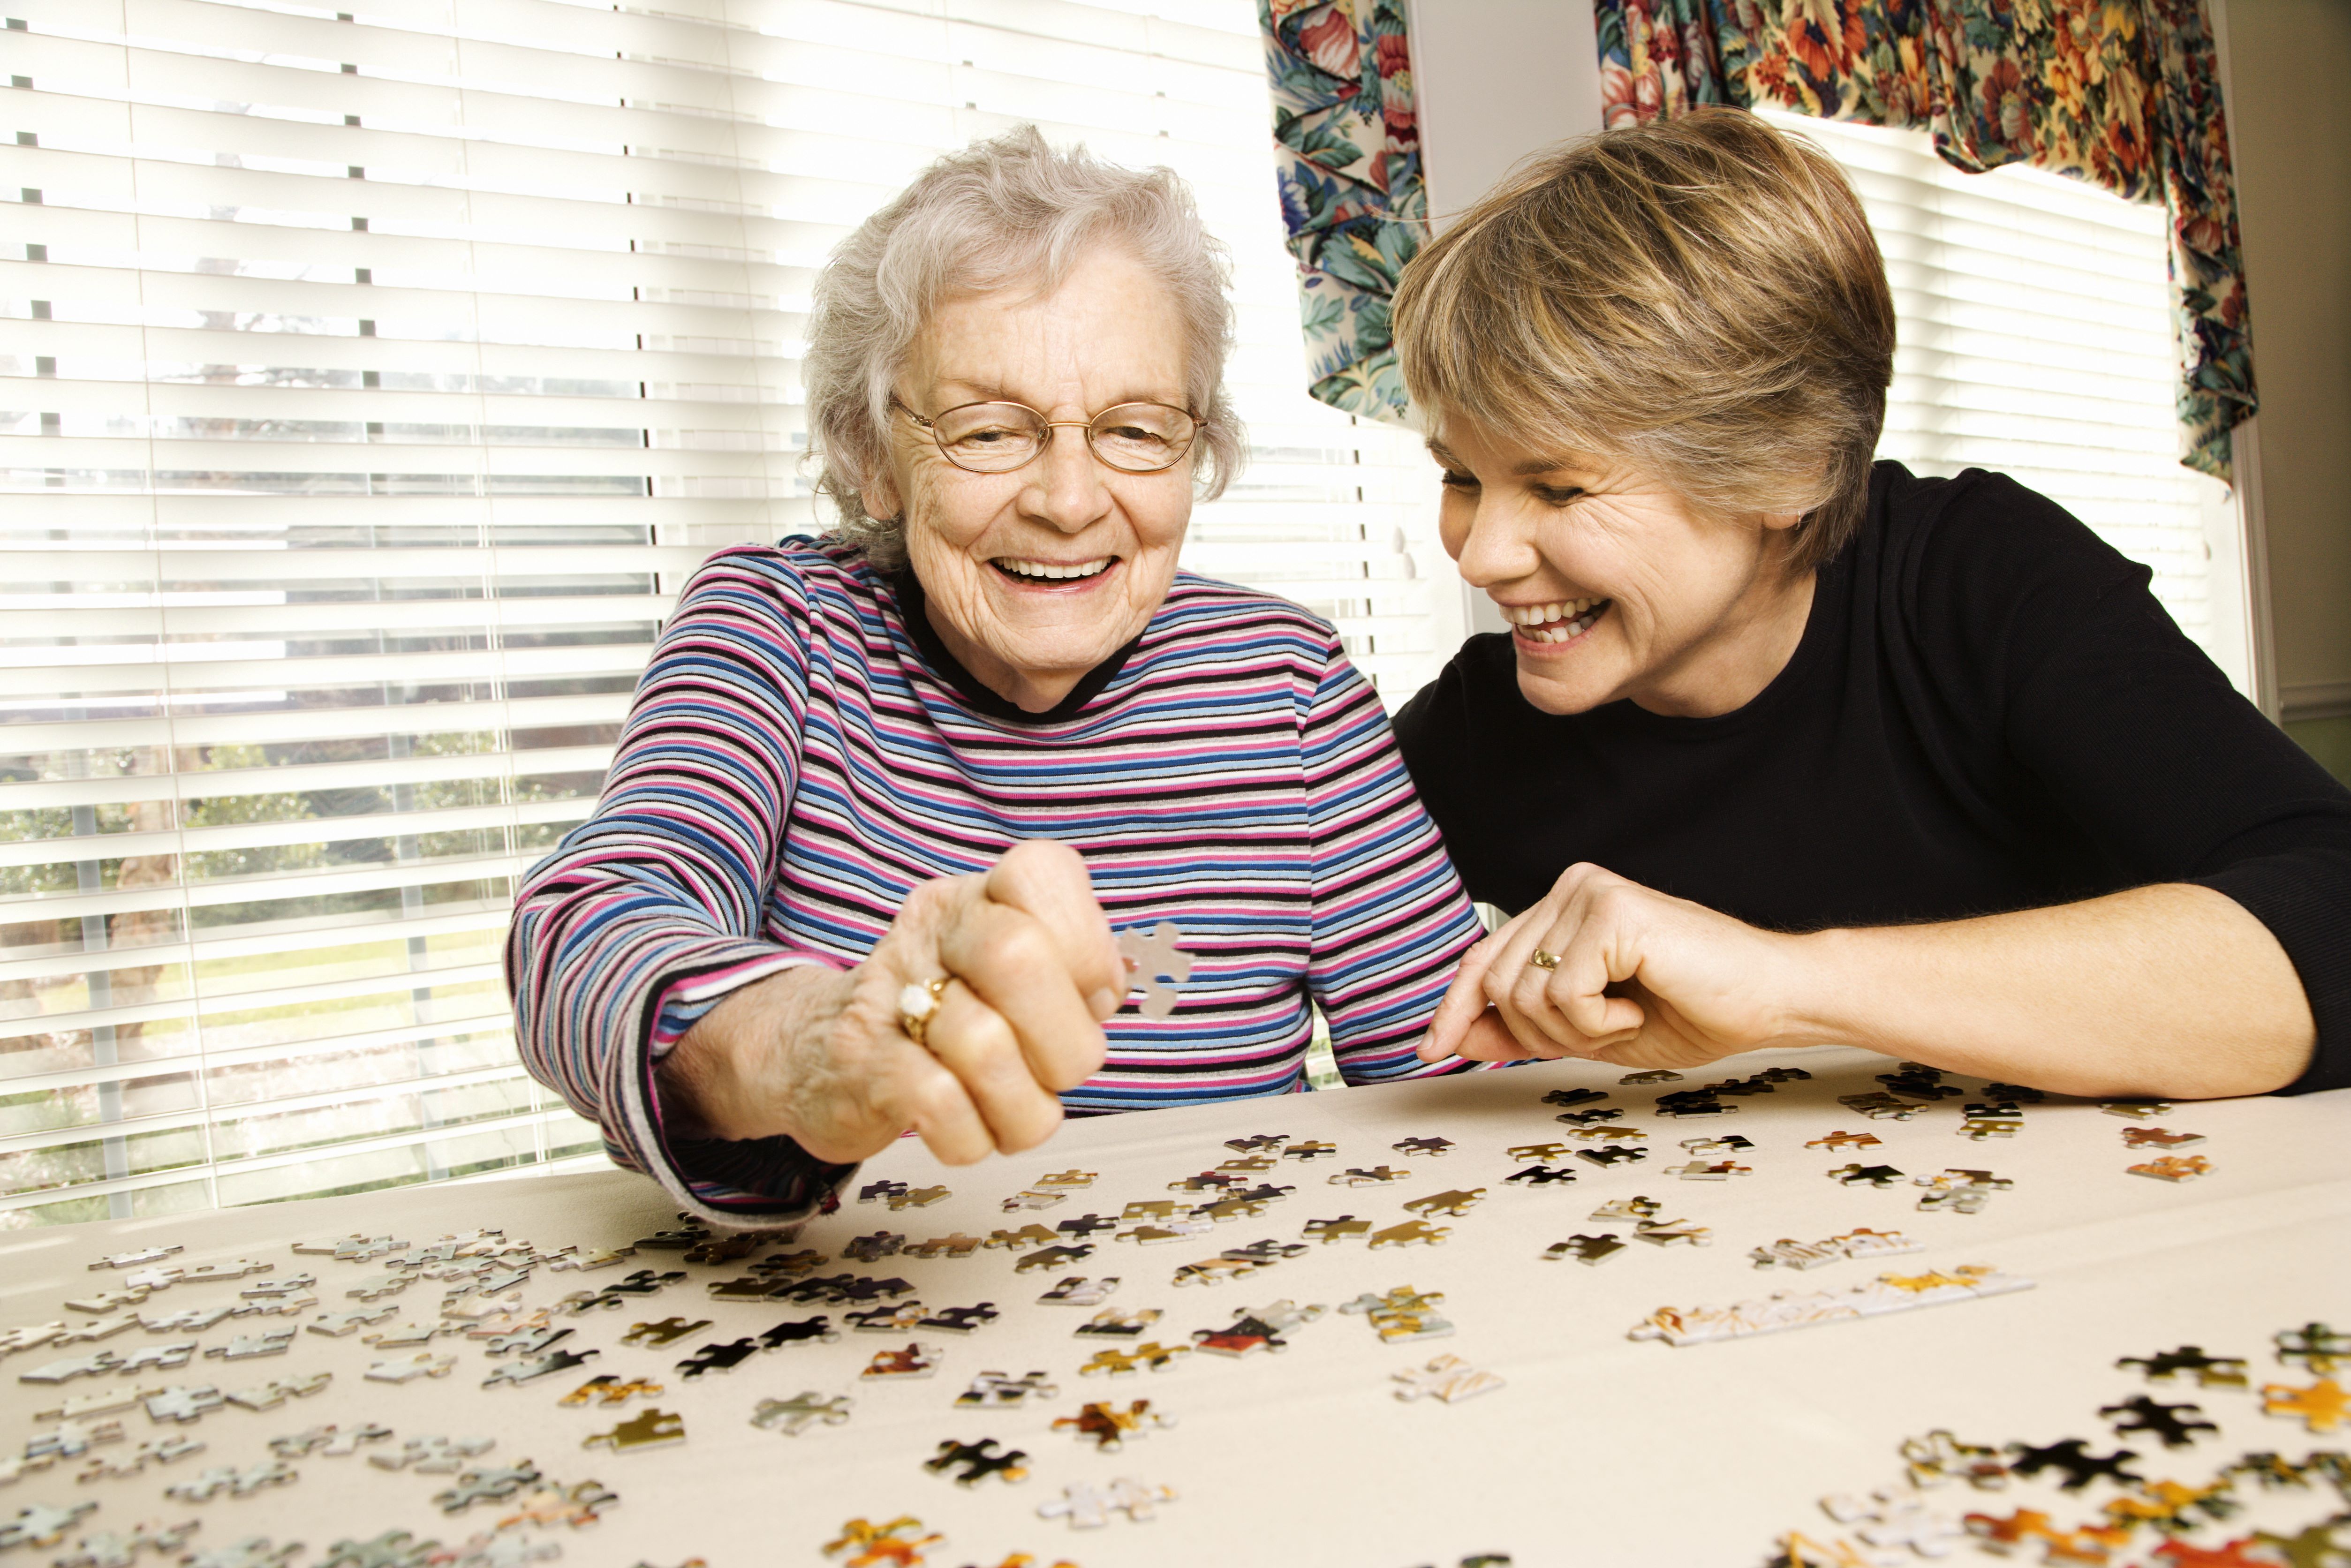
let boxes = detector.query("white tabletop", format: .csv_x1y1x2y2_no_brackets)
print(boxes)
3,1046,2345,1568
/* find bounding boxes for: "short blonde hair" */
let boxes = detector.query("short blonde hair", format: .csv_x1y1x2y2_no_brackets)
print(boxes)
1392,107,1895,571
805,126,1242,568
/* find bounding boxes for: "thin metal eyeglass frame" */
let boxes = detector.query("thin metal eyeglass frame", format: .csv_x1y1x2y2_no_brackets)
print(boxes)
888,393,1206,475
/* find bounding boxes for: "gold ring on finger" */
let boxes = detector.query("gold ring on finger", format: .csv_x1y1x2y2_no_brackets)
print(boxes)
1528,948,1562,972
897,975,950,1048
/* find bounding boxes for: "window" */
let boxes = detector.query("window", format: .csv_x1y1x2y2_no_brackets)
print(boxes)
1759,110,2245,684
0,0,1451,1227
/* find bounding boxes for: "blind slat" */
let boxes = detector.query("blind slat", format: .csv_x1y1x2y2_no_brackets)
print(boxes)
1,0,1454,1229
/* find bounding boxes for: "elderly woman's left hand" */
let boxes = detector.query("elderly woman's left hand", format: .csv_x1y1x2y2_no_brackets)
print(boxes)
1418,862,1818,1069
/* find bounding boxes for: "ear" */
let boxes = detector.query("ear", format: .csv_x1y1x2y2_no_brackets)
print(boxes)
858,462,904,527
1758,509,1806,532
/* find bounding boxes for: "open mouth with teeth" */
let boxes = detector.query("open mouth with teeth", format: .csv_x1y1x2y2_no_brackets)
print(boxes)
991,556,1117,588
1501,596,1610,645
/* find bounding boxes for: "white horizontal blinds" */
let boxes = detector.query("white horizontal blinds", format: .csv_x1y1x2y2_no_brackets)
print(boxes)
1760,111,2233,657
0,0,1447,1226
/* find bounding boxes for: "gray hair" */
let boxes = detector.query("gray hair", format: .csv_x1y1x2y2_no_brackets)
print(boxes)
804,125,1243,568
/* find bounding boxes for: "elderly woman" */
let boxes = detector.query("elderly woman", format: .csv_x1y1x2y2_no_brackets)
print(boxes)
1393,109,2351,1099
506,128,1483,1222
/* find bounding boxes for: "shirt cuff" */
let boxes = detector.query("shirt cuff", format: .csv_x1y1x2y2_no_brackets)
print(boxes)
613,936,863,1227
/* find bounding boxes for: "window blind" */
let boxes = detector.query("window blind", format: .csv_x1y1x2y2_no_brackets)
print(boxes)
1759,110,2238,667
0,0,1452,1227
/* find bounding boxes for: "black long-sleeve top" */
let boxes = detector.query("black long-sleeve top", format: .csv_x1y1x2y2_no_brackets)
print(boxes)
1392,462,2351,1094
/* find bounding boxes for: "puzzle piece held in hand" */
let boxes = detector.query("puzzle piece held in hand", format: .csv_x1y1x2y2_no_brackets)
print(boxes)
1115,923,1192,1020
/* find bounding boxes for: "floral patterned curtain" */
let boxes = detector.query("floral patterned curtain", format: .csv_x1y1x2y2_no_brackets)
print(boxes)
1595,0,2255,483
1260,0,1425,425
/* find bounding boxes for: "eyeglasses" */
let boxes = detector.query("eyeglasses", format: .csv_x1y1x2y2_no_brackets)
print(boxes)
890,394,1206,475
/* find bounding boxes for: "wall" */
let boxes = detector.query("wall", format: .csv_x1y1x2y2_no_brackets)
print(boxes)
2219,0,2351,781
1403,0,1605,639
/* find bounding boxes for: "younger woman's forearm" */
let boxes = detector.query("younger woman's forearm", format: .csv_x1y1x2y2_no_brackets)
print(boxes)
1787,884,2314,1099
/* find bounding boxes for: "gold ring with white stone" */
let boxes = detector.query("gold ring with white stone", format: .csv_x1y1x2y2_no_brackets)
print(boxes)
1528,949,1561,971
897,975,950,1048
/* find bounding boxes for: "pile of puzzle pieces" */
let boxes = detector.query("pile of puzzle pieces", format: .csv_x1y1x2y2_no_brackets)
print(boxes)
1769,1320,2351,1568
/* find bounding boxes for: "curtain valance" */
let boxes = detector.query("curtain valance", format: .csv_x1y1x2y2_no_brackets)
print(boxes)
1262,0,1427,423
1257,0,2255,482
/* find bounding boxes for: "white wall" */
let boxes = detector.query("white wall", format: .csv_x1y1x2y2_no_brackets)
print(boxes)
1404,0,1606,637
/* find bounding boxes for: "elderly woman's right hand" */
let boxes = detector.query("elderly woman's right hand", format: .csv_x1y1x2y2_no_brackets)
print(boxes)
657,839,1124,1167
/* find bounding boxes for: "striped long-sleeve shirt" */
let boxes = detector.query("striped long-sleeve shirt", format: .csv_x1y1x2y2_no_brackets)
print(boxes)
506,538,1487,1224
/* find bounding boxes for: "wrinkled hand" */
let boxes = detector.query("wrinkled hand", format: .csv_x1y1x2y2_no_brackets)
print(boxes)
666,839,1124,1166
1417,862,1814,1071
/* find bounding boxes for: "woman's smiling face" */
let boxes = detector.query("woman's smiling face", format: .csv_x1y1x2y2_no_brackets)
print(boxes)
1430,419,1814,719
864,246,1196,714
